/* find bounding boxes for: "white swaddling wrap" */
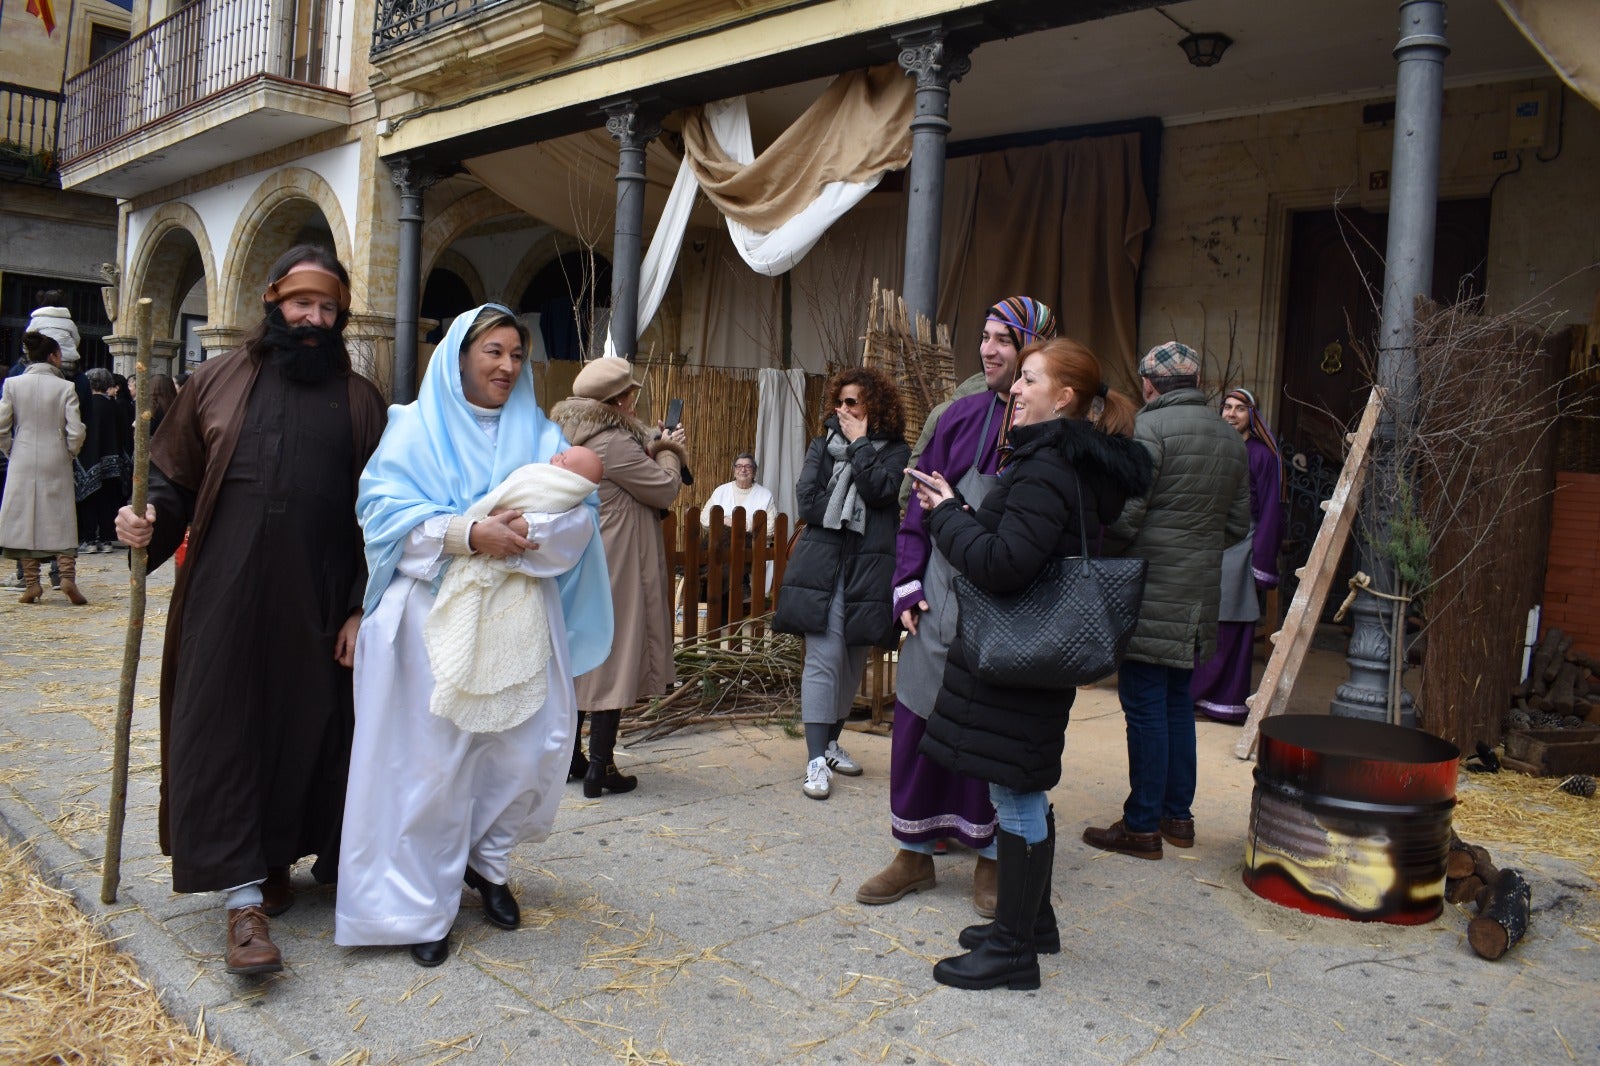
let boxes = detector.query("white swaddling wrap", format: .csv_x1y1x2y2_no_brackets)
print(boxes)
425,463,597,732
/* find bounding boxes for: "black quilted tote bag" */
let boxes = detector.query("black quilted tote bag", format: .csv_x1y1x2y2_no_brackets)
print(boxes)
952,473,1146,689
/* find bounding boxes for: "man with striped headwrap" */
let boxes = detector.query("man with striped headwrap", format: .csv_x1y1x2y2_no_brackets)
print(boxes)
856,295,1057,919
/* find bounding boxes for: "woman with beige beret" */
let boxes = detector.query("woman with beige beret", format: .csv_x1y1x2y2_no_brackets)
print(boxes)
550,357,687,797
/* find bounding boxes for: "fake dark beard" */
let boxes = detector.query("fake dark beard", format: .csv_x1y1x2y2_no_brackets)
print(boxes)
262,309,346,384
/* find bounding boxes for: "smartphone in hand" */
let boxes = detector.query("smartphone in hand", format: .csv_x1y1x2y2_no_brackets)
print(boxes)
906,467,941,489
664,397,684,431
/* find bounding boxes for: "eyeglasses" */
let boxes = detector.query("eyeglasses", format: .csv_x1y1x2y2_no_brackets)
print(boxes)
834,397,861,408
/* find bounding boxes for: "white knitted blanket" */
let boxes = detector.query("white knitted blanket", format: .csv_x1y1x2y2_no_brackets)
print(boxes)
425,464,596,733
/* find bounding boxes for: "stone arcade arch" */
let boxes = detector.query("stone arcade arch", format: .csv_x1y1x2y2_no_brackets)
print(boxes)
124,203,216,372
220,167,354,331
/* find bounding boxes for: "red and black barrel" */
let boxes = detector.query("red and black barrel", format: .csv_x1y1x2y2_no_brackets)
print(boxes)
1244,715,1459,925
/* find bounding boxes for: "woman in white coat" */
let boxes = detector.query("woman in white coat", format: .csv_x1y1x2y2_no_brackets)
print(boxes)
0,331,86,604
337,305,613,967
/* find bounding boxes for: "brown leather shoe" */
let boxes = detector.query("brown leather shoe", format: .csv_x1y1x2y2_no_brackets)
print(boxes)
972,855,997,918
260,866,294,917
1160,818,1195,848
1082,819,1163,860
225,905,283,975
855,849,936,905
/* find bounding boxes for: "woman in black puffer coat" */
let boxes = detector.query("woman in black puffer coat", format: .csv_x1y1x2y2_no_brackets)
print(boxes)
910,338,1151,992
774,366,908,802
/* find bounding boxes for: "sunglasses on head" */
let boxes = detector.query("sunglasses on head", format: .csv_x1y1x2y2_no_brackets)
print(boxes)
834,397,861,408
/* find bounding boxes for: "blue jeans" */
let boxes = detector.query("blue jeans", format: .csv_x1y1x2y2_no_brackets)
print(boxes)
1117,659,1197,833
988,784,1049,845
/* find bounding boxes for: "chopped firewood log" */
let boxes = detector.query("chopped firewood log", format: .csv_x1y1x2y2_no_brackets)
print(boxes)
1510,681,1532,700
1448,874,1485,905
1468,868,1531,960
1466,843,1499,885
1550,662,1579,716
1530,629,1564,692
1445,848,1477,880
1543,633,1574,684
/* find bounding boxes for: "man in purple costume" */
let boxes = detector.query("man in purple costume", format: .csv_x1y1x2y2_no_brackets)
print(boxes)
855,296,1058,919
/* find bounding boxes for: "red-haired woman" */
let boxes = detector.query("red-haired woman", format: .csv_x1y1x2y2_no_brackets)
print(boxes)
910,338,1151,991
774,366,909,801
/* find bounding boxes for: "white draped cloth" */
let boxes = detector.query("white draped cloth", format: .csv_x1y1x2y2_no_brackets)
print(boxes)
335,505,595,947
605,97,887,355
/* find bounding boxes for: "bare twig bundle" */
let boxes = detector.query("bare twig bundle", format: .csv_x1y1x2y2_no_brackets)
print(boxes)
1366,299,1578,748
861,280,954,444
621,618,803,740
0,837,243,1065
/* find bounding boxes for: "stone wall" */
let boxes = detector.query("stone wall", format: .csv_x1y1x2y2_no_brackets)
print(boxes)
1137,77,1600,425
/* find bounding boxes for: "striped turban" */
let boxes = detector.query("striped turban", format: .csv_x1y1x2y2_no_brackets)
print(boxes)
984,296,1058,351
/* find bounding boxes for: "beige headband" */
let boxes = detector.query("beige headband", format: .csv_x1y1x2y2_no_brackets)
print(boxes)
263,267,351,312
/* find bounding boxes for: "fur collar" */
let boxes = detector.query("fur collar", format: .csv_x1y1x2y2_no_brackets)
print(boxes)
548,395,654,448
1009,417,1153,497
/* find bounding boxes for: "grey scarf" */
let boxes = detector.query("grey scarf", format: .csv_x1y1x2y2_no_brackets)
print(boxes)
822,431,884,534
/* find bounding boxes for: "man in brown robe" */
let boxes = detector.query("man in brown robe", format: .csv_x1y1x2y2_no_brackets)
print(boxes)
117,245,387,975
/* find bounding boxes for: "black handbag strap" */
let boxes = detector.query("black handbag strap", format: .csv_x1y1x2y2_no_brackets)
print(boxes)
1065,467,1092,562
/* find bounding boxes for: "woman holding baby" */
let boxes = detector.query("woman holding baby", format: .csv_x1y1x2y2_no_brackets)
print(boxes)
335,304,614,967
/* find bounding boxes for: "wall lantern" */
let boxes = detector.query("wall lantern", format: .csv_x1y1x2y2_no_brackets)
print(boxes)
1178,31,1233,68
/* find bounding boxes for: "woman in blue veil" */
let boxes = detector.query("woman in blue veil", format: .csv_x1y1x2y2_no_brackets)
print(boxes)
336,305,611,967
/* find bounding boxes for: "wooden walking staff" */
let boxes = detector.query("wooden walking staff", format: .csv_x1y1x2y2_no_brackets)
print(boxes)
102,297,155,904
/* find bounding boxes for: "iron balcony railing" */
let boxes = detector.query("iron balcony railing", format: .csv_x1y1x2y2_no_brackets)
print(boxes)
61,0,346,164
0,81,62,177
372,0,553,55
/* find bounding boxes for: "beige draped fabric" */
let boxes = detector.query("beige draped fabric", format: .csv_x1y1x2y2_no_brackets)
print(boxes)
681,65,915,232
693,132,1152,388
1497,0,1600,110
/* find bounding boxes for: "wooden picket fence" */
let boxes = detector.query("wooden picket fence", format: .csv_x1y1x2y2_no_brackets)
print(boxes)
661,506,896,727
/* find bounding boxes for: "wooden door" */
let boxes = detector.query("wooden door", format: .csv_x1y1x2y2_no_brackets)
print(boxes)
1277,199,1490,611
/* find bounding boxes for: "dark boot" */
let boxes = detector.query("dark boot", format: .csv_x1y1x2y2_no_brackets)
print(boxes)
583,710,637,798
18,558,42,604
933,827,1054,991
569,711,589,782
960,809,1060,953
57,554,87,605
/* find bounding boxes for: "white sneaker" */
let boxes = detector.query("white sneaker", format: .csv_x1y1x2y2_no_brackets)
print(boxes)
803,756,832,800
825,740,862,776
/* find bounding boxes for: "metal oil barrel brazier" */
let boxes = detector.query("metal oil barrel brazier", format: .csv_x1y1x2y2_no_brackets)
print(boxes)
1244,715,1459,924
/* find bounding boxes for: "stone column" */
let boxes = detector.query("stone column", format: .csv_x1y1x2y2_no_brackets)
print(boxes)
896,26,971,328
104,335,138,378
604,100,662,360
344,311,401,400
194,325,245,363
387,155,436,404
1331,0,1448,728
150,339,181,376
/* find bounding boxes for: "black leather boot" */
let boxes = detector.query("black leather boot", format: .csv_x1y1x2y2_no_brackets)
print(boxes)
582,710,637,798
934,827,1053,991
569,711,589,782
464,866,520,929
959,809,1060,953
410,935,450,967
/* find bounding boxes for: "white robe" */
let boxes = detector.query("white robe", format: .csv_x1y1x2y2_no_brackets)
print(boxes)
335,506,594,947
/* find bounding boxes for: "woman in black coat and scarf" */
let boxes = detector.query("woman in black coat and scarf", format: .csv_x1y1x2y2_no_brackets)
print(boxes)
910,338,1152,992
774,366,909,801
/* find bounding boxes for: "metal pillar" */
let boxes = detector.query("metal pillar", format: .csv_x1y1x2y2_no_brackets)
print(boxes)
387,155,435,404
1331,0,1449,727
896,27,970,328
605,101,662,360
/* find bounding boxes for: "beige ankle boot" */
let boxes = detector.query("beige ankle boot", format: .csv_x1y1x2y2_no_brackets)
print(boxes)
855,849,936,905
18,558,42,603
57,554,87,605
973,855,998,918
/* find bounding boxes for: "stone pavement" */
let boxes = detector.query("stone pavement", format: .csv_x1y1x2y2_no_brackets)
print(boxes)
2,552,1597,1064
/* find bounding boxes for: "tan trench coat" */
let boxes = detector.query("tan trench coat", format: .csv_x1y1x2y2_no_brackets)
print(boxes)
0,363,85,552
548,396,684,712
